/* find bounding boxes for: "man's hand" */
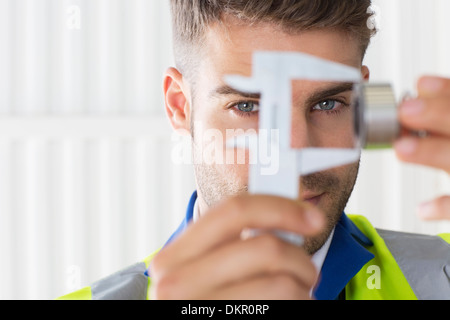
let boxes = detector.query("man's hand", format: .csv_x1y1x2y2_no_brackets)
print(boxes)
149,195,325,300
395,76,450,220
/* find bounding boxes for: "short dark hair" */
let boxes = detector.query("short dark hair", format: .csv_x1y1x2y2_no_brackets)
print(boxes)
170,0,376,80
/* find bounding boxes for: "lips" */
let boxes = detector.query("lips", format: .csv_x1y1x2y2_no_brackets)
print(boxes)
302,193,324,206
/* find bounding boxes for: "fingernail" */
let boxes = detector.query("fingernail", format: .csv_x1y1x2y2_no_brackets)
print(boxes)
418,201,436,219
394,137,418,155
400,99,424,116
305,207,324,230
419,77,443,93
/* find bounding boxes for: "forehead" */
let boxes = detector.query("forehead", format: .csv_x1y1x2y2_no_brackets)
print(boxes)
201,17,362,80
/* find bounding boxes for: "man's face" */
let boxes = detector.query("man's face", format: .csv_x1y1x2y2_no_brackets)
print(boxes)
188,18,368,254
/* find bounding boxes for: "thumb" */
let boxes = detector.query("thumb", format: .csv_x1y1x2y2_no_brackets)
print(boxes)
418,196,450,221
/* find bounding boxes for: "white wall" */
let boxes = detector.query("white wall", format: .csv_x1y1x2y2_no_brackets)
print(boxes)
0,0,449,299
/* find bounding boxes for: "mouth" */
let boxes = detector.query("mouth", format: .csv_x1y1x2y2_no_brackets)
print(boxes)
302,192,325,206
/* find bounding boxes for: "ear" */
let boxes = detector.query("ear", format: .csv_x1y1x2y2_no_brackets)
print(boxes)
361,65,370,82
163,67,191,134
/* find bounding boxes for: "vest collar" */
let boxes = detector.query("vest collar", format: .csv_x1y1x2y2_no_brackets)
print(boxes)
313,213,374,300
163,191,197,247
167,191,375,300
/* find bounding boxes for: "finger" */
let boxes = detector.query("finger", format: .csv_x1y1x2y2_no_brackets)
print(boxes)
418,196,450,221
399,97,450,137
394,136,450,173
150,233,317,300
209,274,313,300
417,76,450,98
170,234,318,298
153,195,325,275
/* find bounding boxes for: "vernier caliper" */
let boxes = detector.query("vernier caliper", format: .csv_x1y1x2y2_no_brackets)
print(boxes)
225,51,398,246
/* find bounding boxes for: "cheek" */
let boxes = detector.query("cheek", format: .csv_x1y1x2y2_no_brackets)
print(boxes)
332,161,360,189
326,127,356,148
309,115,356,148
192,106,259,167
191,118,251,184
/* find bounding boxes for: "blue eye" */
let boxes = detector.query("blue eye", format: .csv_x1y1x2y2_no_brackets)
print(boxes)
313,100,337,111
235,101,259,113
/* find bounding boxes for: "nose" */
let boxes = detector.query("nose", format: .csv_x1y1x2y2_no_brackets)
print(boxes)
290,109,311,149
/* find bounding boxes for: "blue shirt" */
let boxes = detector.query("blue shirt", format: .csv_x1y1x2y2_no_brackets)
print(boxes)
164,191,375,300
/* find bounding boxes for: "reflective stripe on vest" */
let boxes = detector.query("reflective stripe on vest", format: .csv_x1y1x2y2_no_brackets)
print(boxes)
90,262,148,300
378,229,450,300
57,251,158,300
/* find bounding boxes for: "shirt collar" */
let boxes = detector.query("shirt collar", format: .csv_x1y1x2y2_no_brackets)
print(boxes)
311,228,334,272
192,194,200,223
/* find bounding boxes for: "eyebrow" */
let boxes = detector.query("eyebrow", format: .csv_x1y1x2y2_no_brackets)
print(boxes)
209,85,261,100
210,82,355,103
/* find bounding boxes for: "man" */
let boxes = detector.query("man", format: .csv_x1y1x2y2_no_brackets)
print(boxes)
59,0,450,300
